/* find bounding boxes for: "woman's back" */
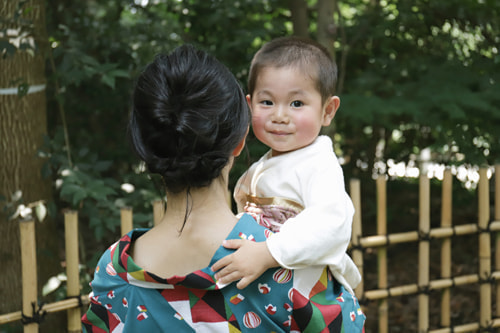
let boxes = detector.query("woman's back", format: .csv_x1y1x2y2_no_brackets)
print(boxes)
83,214,365,332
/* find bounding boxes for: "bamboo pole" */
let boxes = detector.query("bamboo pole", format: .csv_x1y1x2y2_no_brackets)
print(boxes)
496,164,500,224
478,168,491,329
376,176,388,333
19,219,38,333
153,199,164,226
350,179,364,299
418,174,430,333
120,207,133,235
440,169,452,328
64,211,81,333
495,165,500,331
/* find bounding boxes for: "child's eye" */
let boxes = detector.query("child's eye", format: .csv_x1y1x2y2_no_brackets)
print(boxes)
260,100,273,106
291,100,304,108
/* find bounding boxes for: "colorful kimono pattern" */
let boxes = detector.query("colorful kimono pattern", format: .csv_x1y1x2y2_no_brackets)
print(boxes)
82,214,365,332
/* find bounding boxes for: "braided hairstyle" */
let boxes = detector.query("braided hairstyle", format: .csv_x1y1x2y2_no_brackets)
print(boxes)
129,45,250,194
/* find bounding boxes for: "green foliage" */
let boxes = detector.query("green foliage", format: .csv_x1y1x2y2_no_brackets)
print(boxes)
0,0,36,58
335,0,500,178
175,0,290,76
36,0,500,282
40,128,159,244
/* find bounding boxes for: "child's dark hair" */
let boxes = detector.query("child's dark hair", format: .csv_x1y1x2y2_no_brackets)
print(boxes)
247,36,337,103
129,44,250,194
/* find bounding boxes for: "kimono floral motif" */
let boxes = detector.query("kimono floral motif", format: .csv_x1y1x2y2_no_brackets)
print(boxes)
243,311,262,329
266,304,277,315
258,283,271,294
273,268,293,284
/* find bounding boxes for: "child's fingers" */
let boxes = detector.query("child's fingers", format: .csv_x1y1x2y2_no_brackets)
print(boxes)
221,239,244,249
217,270,242,285
211,240,244,272
236,276,254,289
213,263,233,279
211,256,230,272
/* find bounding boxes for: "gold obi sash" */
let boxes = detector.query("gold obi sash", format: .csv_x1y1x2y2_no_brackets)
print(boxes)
244,195,304,232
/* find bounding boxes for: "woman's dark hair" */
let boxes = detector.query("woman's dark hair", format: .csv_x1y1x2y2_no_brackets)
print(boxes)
129,45,250,194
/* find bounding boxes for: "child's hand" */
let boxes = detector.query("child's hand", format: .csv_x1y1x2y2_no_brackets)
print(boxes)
211,240,279,289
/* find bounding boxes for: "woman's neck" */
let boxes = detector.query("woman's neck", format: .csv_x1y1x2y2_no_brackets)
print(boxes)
131,173,238,277
161,178,234,233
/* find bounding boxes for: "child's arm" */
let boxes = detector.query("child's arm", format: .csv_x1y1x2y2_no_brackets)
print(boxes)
211,240,279,289
266,155,355,271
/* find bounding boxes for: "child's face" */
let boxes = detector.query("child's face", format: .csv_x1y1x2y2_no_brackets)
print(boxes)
248,66,339,157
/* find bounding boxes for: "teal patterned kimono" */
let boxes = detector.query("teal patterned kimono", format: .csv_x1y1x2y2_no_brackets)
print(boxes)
82,214,365,332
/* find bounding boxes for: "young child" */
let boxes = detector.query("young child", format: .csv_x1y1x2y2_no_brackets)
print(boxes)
212,36,361,296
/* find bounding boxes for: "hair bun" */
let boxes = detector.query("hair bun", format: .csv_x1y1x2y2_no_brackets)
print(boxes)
128,45,250,193
149,153,227,192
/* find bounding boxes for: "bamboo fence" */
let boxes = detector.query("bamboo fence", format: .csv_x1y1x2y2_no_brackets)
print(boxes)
0,200,164,332
0,166,498,332
351,166,500,332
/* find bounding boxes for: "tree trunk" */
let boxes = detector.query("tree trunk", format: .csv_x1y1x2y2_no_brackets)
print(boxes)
317,0,337,61
0,1,62,331
289,0,309,38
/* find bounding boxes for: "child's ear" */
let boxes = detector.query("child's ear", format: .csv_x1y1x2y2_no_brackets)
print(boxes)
246,94,252,109
322,96,340,126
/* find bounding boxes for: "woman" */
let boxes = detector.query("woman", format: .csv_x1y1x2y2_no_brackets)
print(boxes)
82,44,365,332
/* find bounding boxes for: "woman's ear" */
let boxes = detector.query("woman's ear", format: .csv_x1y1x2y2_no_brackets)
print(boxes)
322,96,340,126
232,127,249,157
232,95,252,157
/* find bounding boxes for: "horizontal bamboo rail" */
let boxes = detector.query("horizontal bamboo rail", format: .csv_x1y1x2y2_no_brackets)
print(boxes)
0,296,90,325
355,221,500,248
364,271,500,300
429,318,500,333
